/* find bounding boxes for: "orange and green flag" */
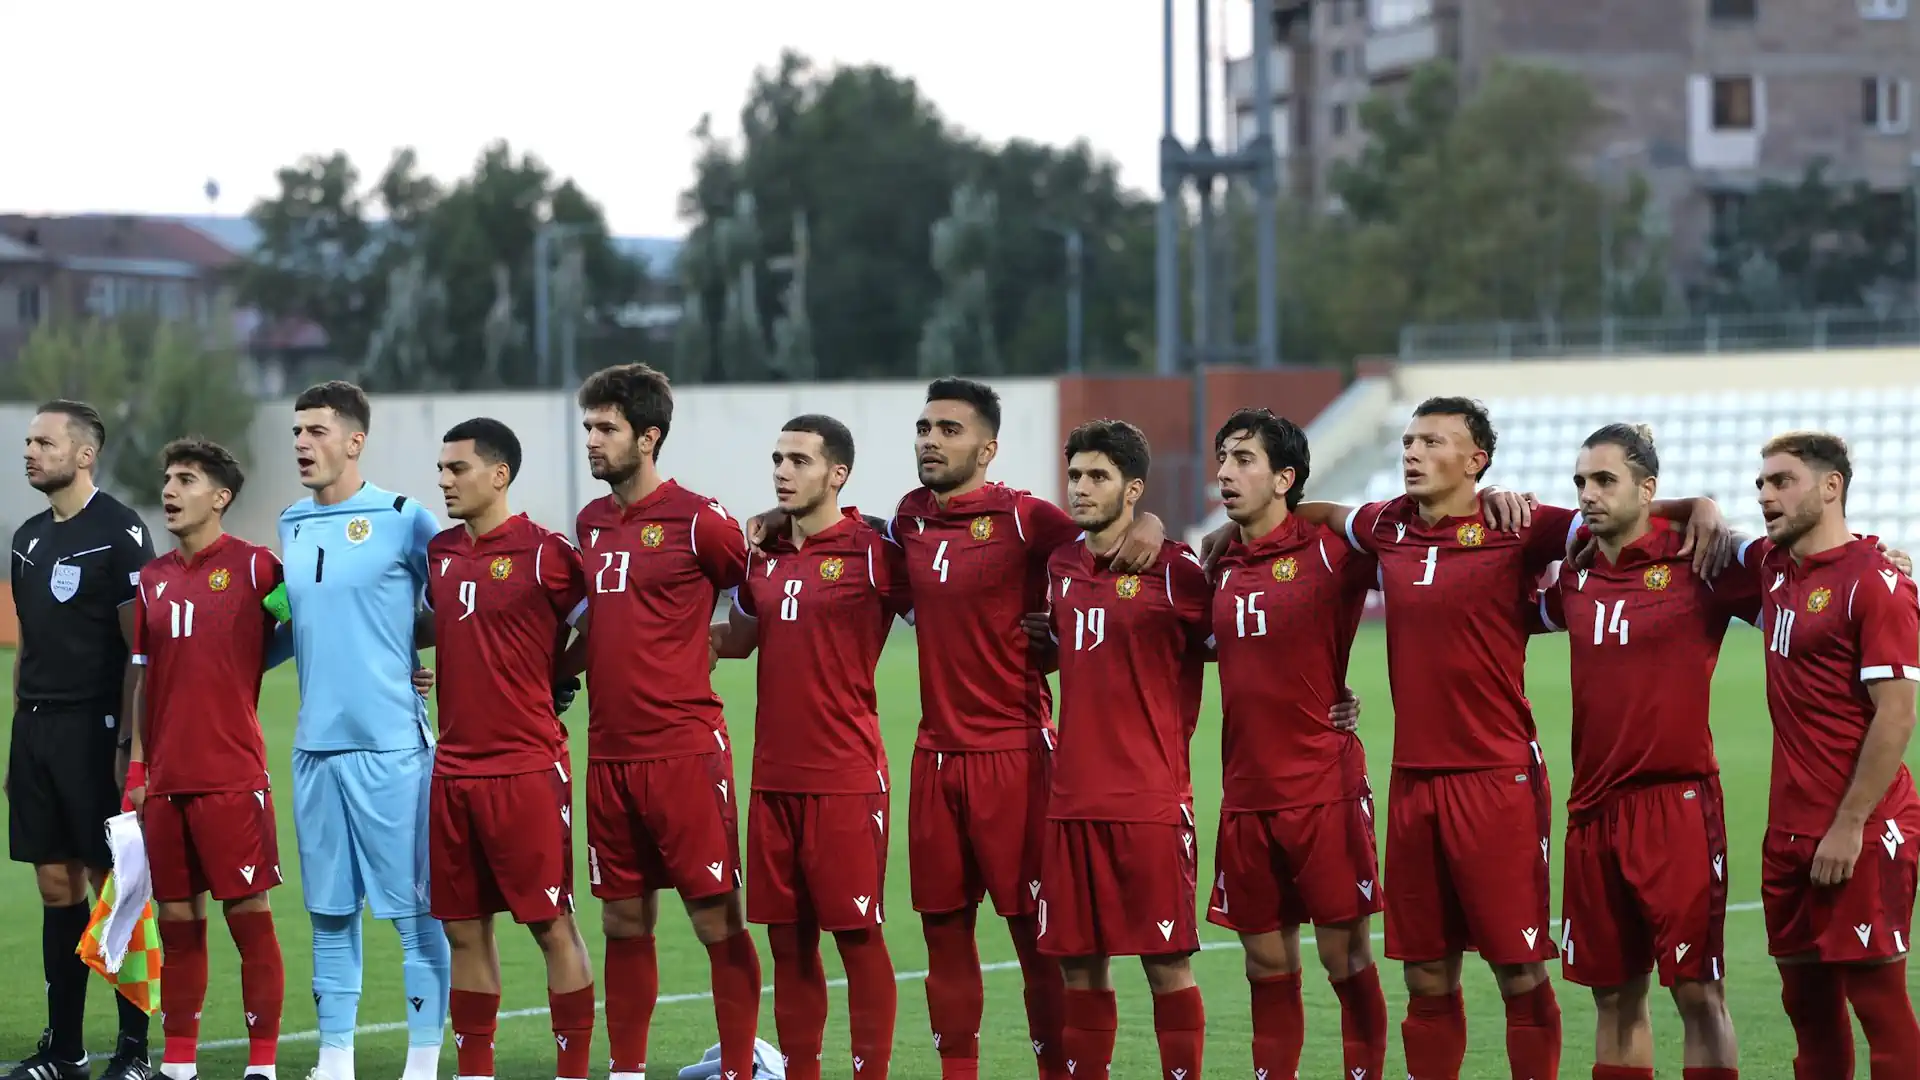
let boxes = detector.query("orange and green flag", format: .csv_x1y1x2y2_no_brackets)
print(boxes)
76,872,162,1015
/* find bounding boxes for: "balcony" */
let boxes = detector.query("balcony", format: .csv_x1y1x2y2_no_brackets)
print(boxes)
1226,48,1293,108
1364,19,1439,79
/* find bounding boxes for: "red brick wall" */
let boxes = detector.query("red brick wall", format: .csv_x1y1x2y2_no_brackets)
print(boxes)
1055,368,1350,531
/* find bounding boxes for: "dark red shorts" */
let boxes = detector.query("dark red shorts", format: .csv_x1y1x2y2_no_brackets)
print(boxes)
1209,796,1383,934
1037,812,1199,959
585,753,741,902
746,790,889,931
908,742,1051,916
1561,778,1729,988
1385,759,1557,965
430,765,575,924
144,788,282,903
1763,802,1920,962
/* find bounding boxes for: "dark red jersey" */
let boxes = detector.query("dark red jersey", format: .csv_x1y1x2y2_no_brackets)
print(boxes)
1345,497,1579,770
131,534,279,795
1045,538,1209,823
1543,524,1760,817
735,509,911,795
1739,535,1920,835
1211,515,1375,810
576,480,749,762
892,483,1083,752
426,515,587,777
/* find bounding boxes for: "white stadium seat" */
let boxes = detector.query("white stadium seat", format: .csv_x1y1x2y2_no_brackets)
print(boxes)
1348,385,1920,548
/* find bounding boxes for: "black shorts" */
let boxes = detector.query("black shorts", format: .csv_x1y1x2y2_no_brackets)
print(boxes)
8,704,121,867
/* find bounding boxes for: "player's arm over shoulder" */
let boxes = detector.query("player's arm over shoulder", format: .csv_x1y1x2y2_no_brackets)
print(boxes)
692,497,750,590
713,552,760,660
539,529,590,626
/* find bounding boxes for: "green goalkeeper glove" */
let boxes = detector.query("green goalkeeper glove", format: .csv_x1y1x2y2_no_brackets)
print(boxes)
262,582,291,624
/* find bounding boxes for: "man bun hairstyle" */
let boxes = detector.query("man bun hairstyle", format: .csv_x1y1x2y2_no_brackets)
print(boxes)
1064,418,1152,482
1583,422,1661,479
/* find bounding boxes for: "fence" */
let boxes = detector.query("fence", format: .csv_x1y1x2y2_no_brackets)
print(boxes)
1399,309,1920,362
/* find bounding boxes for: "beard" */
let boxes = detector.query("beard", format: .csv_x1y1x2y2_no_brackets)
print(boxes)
1769,499,1823,547
28,465,75,494
919,458,977,495
592,450,640,487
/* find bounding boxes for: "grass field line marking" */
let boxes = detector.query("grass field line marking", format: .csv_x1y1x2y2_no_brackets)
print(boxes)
179,900,1768,1053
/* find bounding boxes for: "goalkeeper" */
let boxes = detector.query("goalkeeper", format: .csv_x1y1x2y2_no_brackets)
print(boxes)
273,382,449,1080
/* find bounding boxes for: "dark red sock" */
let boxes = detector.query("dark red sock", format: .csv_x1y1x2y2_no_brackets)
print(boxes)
1402,991,1467,1080
706,930,762,1079
225,910,283,1069
1505,979,1562,1079
837,930,898,1080
1062,987,1118,1076
449,989,499,1078
1152,985,1206,1079
1331,964,1389,1080
550,985,596,1080
1593,1066,1655,1079
1009,915,1068,1080
1780,962,1854,1080
604,935,658,1076
1846,959,1920,1078
1250,972,1303,1079
1680,1069,1738,1080
156,918,208,1069
771,923,828,1080
922,910,984,1077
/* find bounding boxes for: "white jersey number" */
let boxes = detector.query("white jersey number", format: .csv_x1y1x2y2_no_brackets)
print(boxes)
780,578,802,621
595,551,630,595
1234,591,1268,638
1770,608,1796,657
1074,607,1106,651
1592,599,1628,645
457,580,478,621
168,599,195,639
1413,545,1439,586
931,540,951,583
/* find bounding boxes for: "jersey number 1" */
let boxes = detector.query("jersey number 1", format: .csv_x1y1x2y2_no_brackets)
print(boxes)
1414,545,1439,586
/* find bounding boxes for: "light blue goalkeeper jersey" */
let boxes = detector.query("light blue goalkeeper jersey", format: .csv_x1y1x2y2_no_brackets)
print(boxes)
278,481,440,752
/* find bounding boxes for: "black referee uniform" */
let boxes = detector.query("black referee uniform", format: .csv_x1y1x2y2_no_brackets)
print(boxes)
9,488,154,868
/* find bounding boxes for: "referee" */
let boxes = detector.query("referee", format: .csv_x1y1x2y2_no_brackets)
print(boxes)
6,400,156,1080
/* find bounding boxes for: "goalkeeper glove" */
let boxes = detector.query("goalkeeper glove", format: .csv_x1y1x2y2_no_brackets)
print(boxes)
554,676,581,716
262,581,291,623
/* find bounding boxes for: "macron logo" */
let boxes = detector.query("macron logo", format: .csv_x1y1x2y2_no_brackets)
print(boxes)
1857,923,1874,946
707,861,725,881
1883,569,1903,593
240,865,255,884
154,582,167,598
127,526,143,544
1157,919,1175,941
855,896,872,915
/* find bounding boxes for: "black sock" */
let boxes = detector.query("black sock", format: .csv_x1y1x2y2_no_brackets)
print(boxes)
43,901,91,1061
115,988,149,1049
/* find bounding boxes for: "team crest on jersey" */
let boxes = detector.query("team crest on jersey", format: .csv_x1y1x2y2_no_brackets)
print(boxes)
970,516,993,541
345,517,372,544
1643,564,1671,591
489,556,513,581
819,557,845,581
1456,523,1486,547
639,523,665,548
1115,574,1142,599
1808,586,1832,614
1271,556,1298,582
207,568,231,592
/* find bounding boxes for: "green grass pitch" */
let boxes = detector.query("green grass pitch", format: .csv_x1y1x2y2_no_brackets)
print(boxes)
1,625,1911,1078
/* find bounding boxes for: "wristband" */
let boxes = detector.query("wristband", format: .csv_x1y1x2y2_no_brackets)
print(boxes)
125,760,147,791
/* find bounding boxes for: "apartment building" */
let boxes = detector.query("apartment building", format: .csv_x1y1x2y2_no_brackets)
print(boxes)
1226,0,1920,254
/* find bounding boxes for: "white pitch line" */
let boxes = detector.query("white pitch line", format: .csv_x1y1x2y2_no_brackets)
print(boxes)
181,901,1768,1052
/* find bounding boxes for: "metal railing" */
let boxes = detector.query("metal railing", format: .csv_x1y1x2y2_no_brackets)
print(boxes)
1398,309,1920,362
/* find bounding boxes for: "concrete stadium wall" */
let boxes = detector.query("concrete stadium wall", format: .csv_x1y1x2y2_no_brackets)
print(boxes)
1393,346,1920,401
0,379,1067,553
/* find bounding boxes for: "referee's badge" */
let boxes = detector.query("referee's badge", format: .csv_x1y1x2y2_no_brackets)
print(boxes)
345,517,372,544
49,562,80,603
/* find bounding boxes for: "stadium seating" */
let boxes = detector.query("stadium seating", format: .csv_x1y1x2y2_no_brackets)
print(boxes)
1349,385,1920,547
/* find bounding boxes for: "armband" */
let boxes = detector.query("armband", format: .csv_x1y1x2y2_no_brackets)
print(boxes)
262,582,291,624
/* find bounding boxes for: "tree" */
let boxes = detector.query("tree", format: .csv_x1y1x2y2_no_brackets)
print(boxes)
238,143,646,390
918,183,1001,375
1700,160,1914,313
679,50,1159,381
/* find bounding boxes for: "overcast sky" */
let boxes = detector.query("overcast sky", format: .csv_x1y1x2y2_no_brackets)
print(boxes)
5,0,1254,237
